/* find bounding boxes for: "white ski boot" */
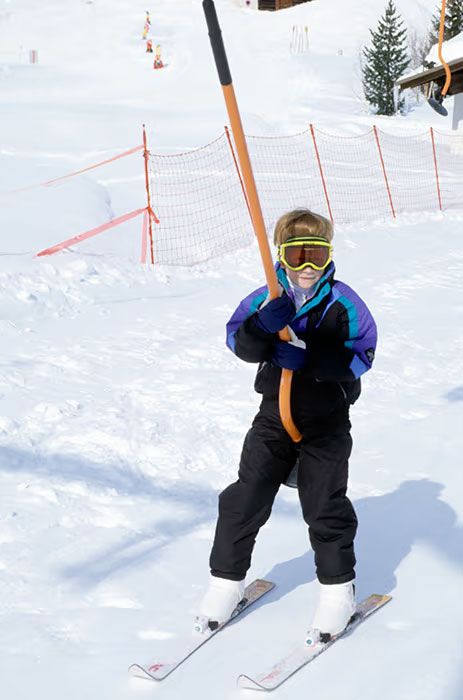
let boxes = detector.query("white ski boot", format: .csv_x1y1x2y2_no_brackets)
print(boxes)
194,576,245,634
306,580,356,645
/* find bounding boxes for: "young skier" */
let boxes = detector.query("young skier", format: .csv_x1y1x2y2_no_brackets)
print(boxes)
195,209,377,640
153,45,164,69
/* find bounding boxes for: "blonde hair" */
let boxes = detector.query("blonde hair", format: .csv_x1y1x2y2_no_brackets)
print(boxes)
273,209,333,246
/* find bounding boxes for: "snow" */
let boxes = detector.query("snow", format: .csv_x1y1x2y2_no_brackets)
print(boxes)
427,30,463,63
1,0,463,699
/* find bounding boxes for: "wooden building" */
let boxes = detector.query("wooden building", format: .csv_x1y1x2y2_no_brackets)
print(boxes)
396,57,463,130
257,0,313,10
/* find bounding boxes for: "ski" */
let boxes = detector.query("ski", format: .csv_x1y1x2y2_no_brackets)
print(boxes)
129,578,274,681
237,593,392,691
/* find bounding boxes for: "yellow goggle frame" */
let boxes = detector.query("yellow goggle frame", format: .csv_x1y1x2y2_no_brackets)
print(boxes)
277,237,333,272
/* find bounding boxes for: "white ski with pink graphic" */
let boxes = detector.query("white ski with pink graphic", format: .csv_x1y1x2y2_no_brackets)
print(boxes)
129,578,274,681
237,593,392,691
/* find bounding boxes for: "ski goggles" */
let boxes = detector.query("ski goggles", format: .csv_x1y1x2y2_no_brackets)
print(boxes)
278,237,333,271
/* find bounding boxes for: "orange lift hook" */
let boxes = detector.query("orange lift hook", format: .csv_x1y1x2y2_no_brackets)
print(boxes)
428,0,453,116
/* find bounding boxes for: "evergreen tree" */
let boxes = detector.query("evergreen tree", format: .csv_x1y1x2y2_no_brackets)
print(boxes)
430,0,463,44
362,1,410,116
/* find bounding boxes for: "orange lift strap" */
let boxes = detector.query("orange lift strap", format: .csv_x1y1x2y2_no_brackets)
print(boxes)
438,0,452,98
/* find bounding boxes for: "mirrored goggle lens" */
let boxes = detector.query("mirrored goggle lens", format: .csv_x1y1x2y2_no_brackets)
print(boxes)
283,244,331,269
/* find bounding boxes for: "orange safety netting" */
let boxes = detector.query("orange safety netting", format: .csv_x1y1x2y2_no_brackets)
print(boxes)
146,126,463,267
433,129,463,210
148,134,254,266
16,127,463,265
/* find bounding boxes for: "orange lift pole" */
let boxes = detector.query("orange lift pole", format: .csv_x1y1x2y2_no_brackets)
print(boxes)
202,0,302,443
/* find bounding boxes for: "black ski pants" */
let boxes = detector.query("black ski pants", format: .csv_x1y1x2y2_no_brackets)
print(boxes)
209,398,357,585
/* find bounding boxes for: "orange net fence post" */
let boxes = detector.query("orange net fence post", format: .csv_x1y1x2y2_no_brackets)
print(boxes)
224,125,253,223
430,127,444,211
142,125,155,264
140,208,149,264
373,126,396,219
310,124,334,223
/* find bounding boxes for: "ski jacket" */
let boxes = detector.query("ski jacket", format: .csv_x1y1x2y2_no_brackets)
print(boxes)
226,262,377,422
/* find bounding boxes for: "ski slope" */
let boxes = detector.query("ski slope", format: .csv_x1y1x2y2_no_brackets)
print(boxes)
1,1,463,699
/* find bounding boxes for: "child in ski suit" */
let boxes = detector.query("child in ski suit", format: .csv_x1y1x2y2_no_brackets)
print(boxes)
196,209,377,639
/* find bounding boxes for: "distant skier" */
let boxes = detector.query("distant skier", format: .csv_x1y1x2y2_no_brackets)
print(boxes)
196,209,377,641
153,45,164,69
142,22,150,40
146,39,153,53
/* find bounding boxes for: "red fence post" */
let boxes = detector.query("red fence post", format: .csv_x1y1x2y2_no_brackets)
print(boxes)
430,127,444,211
373,126,396,219
140,208,148,264
142,124,155,264
224,125,253,224
309,124,334,223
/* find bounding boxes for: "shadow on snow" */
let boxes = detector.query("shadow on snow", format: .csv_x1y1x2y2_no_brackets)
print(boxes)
1,447,462,611
263,478,463,605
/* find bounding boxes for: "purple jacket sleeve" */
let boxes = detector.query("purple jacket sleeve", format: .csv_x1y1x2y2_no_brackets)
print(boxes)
226,286,276,363
305,283,377,382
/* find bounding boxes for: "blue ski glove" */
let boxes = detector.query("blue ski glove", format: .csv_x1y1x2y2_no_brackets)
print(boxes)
272,339,306,370
254,294,295,334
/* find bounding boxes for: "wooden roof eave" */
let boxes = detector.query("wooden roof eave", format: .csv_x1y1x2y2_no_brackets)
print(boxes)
396,57,463,91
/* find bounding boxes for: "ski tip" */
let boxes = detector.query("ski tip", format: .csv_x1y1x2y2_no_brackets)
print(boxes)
370,593,393,604
128,579,276,684
129,661,174,681
254,578,276,591
128,664,154,680
237,673,263,691
354,593,392,617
